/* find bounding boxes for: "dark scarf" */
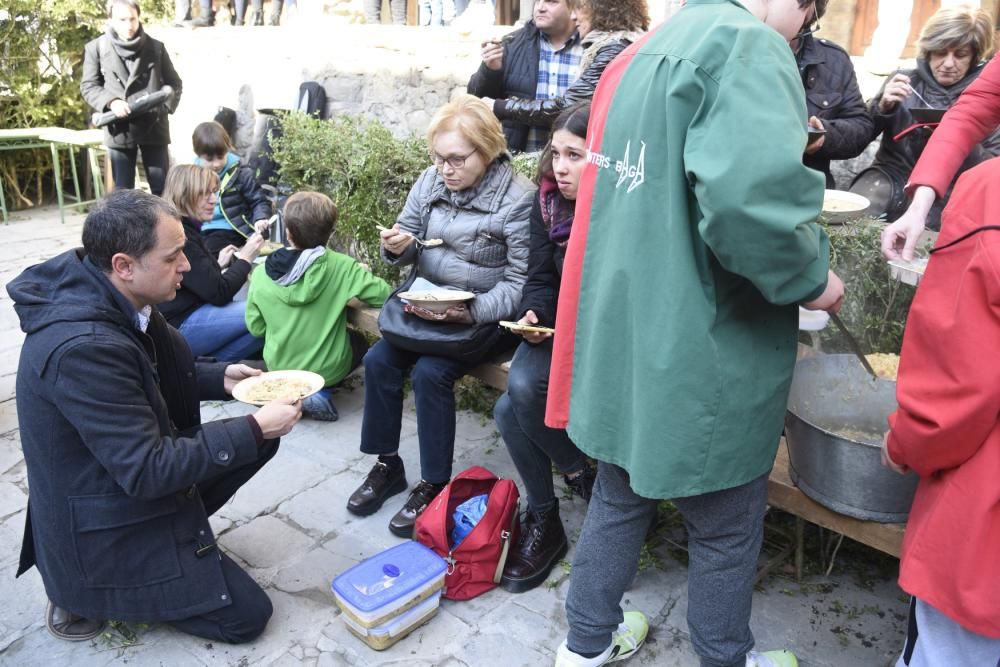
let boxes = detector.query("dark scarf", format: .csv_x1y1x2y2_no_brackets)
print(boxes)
106,23,147,62
539,174,575,246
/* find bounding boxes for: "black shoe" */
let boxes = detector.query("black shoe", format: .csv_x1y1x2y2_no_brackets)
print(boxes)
500,505,568,593
564,461,597,502
45,600,106,642
388,480,446,538
347,461,406,516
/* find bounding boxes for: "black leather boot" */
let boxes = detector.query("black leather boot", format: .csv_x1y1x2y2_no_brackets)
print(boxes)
388,480,446,538
500,504,567,593
347,460,407,516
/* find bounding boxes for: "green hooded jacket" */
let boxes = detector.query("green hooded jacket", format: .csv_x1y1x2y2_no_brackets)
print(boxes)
246,250,390,385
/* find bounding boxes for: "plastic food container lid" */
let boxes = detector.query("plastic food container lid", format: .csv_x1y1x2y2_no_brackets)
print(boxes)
331,542,446,614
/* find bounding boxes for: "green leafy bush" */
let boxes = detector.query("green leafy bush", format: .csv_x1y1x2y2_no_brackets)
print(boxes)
821,217,921,355
0,0,171,210
270,112,431,284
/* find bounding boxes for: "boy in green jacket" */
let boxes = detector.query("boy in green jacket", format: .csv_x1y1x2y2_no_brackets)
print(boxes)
246,192,391,421
547,1,844,666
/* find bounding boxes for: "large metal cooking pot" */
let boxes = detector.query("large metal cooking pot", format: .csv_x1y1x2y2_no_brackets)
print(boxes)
784,354,918,523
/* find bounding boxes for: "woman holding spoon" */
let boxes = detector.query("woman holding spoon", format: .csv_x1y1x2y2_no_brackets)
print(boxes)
347,95,533,538
849,5,999,230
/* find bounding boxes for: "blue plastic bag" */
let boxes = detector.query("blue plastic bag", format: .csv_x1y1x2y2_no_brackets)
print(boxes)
451,494,488,548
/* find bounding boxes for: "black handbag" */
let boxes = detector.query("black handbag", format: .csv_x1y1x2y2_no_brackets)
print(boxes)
378,269,508,364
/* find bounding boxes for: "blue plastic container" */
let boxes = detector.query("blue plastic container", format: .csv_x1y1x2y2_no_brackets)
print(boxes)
331,542,447,650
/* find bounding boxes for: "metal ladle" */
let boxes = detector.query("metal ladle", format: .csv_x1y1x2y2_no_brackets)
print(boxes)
829,312,879,380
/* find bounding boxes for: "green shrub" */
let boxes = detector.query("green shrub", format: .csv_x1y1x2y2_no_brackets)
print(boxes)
271,112,431,284
821,217,922,355
0,1,172,210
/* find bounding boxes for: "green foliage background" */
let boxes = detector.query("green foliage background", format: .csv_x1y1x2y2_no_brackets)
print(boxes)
0,0,170,209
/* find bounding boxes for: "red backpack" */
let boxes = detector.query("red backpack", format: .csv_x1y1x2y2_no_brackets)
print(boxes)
414,466,520,601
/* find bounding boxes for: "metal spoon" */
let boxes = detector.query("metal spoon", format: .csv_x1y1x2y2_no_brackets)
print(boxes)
829,312,879,380
905,83,936,109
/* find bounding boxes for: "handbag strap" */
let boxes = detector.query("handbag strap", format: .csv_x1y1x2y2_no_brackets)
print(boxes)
493,497,520,584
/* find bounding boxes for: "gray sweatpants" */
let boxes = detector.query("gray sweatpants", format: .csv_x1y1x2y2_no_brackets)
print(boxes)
898,598,1000,667
565,462,769,667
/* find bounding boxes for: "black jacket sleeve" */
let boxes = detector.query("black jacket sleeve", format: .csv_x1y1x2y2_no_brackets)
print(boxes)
517,196,560,326
238,166,271,223
80,39,117,113
181,235,252,307
812,53,874,160
493,41,627,127
468,60,506,99
159,44,183,113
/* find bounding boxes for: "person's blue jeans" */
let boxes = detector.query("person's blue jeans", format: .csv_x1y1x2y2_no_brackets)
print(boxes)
494,340,587,512
178,300,263,363
360,339,481,484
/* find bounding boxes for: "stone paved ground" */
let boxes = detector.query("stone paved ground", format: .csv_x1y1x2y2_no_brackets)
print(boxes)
0,207,908,666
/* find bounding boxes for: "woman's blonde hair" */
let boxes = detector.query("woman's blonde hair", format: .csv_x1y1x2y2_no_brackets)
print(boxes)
917,5,994,63
426,94,507,164
162,164,219,220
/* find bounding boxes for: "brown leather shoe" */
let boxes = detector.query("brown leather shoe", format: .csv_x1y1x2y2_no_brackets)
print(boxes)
45,600,106,642
346,461,407,516
388,480,446,538
500,504,567,593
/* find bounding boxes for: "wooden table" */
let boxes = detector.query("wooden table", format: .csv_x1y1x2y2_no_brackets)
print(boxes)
769,438,905,578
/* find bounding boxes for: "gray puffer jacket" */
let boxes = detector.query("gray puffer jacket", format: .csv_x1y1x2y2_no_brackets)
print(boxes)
382,156,534,323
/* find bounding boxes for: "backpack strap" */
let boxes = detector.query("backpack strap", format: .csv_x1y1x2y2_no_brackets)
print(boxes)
493,497,519,584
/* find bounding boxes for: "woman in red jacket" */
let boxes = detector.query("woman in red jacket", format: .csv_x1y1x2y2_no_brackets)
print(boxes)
882,54,1000,261
881,157,1000,665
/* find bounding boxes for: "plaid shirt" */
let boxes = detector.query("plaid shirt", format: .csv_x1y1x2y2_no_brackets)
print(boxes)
528,33,583,152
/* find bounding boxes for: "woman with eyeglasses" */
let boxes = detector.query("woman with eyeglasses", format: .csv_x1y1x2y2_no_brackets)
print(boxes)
347,95,534,537
850,5,999,230
792,0,872,188
159,164,266,362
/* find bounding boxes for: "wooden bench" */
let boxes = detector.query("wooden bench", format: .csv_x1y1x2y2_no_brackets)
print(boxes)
347,302,905,575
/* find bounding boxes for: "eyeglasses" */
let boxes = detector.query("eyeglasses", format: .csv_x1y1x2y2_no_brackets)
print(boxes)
432,150,476,169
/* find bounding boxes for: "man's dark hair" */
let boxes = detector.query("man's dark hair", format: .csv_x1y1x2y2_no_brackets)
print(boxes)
83,190,178,272
283,191,337,249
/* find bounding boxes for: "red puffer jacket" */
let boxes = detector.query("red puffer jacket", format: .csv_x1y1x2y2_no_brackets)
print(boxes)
887,157,1000,639
908,56,1000,198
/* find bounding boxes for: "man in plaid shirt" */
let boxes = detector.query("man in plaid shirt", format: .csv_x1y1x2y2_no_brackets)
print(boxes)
468,0,582,153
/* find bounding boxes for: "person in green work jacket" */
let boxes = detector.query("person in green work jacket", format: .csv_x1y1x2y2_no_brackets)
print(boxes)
545,1,845,666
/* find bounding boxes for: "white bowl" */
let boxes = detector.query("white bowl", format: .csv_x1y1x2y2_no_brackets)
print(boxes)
822,190,870,223
398,289,475,314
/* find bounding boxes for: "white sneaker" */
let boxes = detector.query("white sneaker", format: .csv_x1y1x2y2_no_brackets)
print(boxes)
746,649,799,667
554,611,649,666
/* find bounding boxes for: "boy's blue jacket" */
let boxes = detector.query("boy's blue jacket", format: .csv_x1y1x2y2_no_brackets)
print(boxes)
196,152,271,235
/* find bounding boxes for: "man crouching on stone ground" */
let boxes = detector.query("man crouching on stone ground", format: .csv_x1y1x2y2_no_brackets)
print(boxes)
7,190,301,643
545,1,845,666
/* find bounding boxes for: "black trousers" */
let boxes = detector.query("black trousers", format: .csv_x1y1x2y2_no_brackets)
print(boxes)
108,144,170,197
166,437,279,644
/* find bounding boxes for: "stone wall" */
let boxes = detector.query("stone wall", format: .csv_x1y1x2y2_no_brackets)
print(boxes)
155,21,485,163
